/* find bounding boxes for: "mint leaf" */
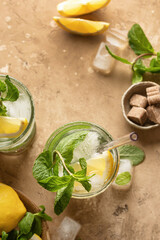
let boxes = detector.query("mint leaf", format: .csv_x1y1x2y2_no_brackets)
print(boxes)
79,158,87,174
115,172,131,185
3,75,19,102
39,175,72,192
33,151,53,182
77,157,91,192
0,80,6,92
31,216,42,237
2,231,8,240
7,230,18,240
118,145,145,166
0,101,7,116
64,163,75,175
133,59,146,74
54,178,74,215
128,24,154,55
18,212,35,235
132,71,143,84
145,66,160,73
79,180,91,192
150,58,159,67
56,131,88,164
35,205,52,221
105,45,132,65
157,52,160,62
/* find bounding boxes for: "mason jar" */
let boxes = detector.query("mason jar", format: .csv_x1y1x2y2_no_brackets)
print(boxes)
44,121,120,199
0,75,36,154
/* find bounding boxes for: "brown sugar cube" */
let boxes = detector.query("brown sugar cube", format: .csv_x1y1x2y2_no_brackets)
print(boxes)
147,95,160,105
127,106,148,125
146,105,160,124
147,90,160,96
129,94,148,108
146,85,160,94
146,85,160,105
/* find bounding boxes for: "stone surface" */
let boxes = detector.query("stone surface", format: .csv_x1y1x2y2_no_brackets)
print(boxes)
0,0,160,239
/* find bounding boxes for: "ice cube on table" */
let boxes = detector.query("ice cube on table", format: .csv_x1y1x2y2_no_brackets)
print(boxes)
55,217,81,240
106,28,128,50
92,42,117,74
112,159,133,190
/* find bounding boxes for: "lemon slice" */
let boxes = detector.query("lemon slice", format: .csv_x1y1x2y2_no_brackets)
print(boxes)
0,116,28,138
87,151,114,179
53,17,109,35
57,0,111,17
72,150,114,192
30,234,42,240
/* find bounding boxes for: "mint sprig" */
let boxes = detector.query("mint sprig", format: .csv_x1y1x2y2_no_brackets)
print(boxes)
33,148,94,215
105,23,160,84
0,75,19,116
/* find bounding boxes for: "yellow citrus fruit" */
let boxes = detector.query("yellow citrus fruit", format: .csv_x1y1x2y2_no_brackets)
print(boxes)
0,116,28,138
0,183,27,234
72,150,114,182
53,17,109,35
30,234,42,240
57,0,111,17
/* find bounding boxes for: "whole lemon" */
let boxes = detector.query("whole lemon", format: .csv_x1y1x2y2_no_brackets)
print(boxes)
0,183,27,235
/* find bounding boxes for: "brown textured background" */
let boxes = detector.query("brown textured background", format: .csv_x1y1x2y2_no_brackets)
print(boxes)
0,0,160,239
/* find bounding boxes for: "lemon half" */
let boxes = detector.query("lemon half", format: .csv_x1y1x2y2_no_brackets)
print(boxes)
0,116,28,138
0,183,27,235
53,17,109,35
57,0,111,17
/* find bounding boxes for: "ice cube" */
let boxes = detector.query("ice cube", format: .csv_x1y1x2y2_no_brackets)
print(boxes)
93,42,117,74
72,132,100,163
56,217,81,240
4,92,31,121
118,159,132,174
112,159,133,190
106,28,128,50
89,174,104,190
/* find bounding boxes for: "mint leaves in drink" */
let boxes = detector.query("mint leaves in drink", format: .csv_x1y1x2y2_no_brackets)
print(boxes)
105,24,160,84
33,131,95,215
1,206,52,240
0,75,19,116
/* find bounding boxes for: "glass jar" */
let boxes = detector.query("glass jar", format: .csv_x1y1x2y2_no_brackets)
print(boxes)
44,121,119,199
0,75,36,154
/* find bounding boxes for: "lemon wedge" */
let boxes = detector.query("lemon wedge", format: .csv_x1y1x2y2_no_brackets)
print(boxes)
57,0,111,17
53,17,109,35
72,150,114,192
0,116,28,138
30,234,42,240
